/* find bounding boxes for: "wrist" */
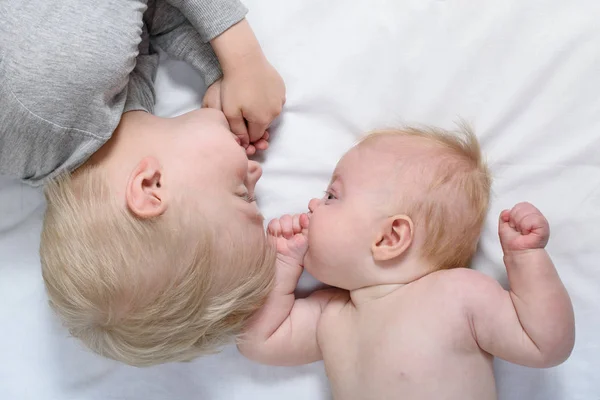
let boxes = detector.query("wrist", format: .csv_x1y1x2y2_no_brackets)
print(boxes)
503,248,546,266
274,256,304,295
276,253,304,271
210,19,265,73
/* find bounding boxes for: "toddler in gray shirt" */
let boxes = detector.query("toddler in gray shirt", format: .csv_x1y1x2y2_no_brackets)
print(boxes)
0,0,285,366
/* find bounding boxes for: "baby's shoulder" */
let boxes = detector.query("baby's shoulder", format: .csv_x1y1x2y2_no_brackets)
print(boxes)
322,289,351,312
430,267,489,282
418,268,497,304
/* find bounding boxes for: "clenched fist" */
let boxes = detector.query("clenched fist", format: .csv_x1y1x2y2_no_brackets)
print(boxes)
499,202,550,253
268,213,310,266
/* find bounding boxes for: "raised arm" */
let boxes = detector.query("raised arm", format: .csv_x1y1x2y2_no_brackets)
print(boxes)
468,202,575,368
154,0,285,154
208,18,285,154
166,0,248,43
238,213,343,366
148,0,224,86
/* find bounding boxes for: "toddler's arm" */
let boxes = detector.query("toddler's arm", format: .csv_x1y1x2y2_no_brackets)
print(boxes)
208,18,285,155
238,214,343,366
149,0,244,87
468,202,575,367
149,1,285,155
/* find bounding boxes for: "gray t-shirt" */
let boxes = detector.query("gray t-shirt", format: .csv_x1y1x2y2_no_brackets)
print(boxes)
0,0,247,186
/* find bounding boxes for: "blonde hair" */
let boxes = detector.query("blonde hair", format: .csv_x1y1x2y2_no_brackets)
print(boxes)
361,124,491,270
40,167,275,367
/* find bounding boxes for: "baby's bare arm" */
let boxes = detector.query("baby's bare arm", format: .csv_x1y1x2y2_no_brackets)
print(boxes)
239,285,342,366
469,203,574,367
238,213,343,366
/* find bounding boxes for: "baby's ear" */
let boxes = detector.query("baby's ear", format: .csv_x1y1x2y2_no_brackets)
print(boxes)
126,157,168,219
371,215,414,261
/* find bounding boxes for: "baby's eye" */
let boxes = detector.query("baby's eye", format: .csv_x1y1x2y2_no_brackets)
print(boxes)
324,191,337,201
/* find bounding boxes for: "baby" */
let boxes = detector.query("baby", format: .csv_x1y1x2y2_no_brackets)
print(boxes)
1,0,283,366
239,127,576,399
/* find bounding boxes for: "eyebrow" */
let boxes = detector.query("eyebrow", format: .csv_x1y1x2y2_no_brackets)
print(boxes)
235,198,265,223
245,209,265,224
328,173,343,189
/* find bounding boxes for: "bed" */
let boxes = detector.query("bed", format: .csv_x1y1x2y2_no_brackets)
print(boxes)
1,0,599,399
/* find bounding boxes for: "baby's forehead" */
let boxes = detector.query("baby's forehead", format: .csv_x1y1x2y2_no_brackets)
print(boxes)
333,134,453,192
340,134,437,168
360,133,437,153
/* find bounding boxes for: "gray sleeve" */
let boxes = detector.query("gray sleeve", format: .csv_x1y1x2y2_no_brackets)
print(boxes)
125,0,246,109
166,0,248,42
124,21,160,113
148,0,223,86
0,0,150,184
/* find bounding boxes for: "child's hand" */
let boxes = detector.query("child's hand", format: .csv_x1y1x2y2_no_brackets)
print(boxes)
202,78,271,155
202,78,222,110
267,213,310,267
210,19,285,155
220,57,285,156
499,202,550,253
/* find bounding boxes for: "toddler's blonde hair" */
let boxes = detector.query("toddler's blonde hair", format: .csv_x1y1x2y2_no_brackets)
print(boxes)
40,167,275,367
361,124,491,270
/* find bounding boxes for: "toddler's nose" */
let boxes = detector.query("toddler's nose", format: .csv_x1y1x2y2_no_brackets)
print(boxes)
246,161,262,190
308,198,321,213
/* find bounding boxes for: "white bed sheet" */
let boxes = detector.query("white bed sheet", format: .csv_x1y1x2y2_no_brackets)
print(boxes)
1,0,599,399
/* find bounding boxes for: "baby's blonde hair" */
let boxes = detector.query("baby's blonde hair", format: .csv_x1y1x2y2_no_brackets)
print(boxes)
361,124,491,270
40,167,275,367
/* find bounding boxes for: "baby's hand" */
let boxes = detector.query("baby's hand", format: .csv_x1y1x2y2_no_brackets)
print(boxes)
220,56,285,156
499,202,550,253
267,213,310,267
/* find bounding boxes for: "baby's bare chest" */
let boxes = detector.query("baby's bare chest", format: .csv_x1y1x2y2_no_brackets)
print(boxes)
317,296,487,399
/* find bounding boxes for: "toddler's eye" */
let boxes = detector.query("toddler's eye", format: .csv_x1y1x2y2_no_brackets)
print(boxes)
240,192,256,203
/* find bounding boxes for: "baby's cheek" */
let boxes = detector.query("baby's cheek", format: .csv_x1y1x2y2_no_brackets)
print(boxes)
306,225,330,264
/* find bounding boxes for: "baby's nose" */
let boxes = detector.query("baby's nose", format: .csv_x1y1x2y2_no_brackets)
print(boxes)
308,198,320,213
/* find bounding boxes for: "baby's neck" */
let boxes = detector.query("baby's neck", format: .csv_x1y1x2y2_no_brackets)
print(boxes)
349,258,434,306
349,284,406,306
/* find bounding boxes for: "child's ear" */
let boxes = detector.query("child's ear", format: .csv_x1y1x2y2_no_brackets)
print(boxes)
126,157,167,219
371,215,414,261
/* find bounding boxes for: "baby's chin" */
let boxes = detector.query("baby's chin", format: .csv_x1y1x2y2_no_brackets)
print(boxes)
302,251,320,280
302,252,340,289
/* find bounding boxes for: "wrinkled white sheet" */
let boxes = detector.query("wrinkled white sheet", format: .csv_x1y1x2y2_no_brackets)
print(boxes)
1,0,599,399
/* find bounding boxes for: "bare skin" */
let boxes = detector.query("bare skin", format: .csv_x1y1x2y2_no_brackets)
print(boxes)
239,137,575,399
318,270,497,400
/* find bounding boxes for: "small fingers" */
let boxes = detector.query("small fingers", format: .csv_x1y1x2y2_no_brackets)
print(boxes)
511,203,541,232
517,214,539,235
300,213,310,230
253,139,269,151
292,214,302,233
224,110,249,148
510,203,528,225
267,219,281,236
279,214,294,239
269,214,309,239
247,120,270,143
